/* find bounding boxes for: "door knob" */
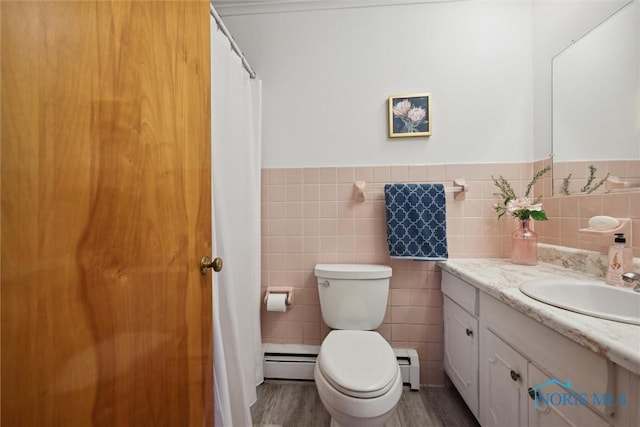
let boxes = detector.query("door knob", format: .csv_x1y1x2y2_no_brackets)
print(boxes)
200,256,223,274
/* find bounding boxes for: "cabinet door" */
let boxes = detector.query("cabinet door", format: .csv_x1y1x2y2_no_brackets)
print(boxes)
481,329,528,427
444,296,479,416
528,364,612,427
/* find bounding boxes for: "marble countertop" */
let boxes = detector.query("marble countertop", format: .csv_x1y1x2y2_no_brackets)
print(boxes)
437,258,640,376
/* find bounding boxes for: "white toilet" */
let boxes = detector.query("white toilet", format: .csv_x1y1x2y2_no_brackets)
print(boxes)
314,264,402,427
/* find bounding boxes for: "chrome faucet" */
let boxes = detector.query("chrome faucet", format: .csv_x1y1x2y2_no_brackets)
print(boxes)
622,272,640,292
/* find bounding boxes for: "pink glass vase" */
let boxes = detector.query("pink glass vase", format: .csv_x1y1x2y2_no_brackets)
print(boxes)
511,219,538,266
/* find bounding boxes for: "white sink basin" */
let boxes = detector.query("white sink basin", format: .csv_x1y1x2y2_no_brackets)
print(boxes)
520,278,640,325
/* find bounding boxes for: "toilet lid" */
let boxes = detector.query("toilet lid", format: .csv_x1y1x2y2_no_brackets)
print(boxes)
318,330,399,399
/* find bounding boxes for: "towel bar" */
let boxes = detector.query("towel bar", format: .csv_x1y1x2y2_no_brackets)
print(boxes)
352,178,469,201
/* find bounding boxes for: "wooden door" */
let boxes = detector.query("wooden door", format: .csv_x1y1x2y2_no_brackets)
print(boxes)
1,1,213,426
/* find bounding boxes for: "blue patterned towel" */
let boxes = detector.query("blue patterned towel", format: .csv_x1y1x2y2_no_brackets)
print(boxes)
384,183,448,260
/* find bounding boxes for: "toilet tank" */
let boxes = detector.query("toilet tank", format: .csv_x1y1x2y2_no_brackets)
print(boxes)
314,264,392,330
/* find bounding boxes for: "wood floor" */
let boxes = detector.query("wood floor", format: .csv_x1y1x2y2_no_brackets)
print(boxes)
251,379,480,427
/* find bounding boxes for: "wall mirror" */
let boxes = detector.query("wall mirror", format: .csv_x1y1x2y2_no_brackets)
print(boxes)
552,0,639,195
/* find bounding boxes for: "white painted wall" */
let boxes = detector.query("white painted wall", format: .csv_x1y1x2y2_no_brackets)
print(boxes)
531,0,630,160
222,0,635,168
552,0,638,161
224,1,534,167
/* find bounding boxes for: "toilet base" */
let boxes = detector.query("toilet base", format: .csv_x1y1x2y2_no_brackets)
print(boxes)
315,363,402,427
332,417,384,427
328,408,396,427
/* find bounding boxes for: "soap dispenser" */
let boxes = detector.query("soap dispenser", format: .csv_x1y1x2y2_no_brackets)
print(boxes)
606,233,633,287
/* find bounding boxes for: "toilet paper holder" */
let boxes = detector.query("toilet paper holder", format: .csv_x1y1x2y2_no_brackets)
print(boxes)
264,287,294,306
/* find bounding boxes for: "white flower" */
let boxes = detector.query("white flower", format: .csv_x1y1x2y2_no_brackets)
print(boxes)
393,99,412,117
407,106,426,124
492,167,550,221
506,197,543,215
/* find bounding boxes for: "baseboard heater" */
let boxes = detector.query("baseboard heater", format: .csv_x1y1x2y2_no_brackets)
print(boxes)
263,343,420,390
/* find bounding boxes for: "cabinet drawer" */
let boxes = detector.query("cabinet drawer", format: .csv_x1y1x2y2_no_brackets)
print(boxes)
442,271,478,315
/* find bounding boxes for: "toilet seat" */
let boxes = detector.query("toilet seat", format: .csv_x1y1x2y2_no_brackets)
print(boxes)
317,330,398,399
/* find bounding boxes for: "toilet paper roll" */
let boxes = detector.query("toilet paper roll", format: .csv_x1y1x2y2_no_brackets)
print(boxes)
266,293,287,312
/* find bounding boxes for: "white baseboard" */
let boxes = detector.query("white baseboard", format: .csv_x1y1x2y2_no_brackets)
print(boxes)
262,343,420,390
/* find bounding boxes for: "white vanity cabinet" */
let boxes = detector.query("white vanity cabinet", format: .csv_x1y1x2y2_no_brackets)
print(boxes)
442,272,479,419
480,329,611,427
441,269,640,427
480,329,529,427
479,291,616,427
528,363,611,427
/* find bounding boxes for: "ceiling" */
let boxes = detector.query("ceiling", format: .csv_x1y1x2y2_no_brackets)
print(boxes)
212,0,473,16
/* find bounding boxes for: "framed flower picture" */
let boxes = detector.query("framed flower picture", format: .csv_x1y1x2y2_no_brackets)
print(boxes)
388,93,431,138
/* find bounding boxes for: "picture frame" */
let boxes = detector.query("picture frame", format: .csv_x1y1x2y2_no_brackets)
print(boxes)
388,93,431,138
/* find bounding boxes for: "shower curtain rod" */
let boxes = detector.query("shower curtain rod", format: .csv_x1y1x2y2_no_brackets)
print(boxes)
210,3,257,79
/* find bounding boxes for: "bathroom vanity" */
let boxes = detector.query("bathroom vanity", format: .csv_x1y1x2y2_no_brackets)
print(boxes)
439,252,640,427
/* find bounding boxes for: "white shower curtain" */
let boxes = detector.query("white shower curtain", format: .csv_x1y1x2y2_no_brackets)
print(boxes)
210,16,263,427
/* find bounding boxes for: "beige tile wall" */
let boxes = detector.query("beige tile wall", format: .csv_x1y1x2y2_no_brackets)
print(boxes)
261,161,639,386
551,159,640,197
535,158,640,256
